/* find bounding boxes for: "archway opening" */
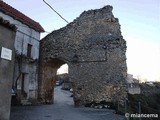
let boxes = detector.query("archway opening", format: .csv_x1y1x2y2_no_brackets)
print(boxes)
54,64,74,105
56,64,69,87
38,58,74,105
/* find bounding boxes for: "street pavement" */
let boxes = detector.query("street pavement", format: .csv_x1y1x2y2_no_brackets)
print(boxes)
10,86,125,120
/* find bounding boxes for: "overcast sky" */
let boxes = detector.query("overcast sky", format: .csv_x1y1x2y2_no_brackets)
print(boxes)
4,0,160,81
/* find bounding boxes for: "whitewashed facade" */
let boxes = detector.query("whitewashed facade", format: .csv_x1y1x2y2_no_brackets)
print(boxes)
0,1,44,103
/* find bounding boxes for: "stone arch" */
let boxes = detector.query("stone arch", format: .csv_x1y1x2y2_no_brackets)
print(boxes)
38,58,70,103
38,5,127,106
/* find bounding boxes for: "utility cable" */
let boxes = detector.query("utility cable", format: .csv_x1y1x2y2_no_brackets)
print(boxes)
43,0,69,24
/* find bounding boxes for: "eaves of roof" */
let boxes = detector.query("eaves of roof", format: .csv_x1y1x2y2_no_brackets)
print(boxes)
0,1,45,32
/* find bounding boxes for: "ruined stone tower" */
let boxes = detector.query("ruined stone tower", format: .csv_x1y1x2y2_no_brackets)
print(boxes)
38,5,127,106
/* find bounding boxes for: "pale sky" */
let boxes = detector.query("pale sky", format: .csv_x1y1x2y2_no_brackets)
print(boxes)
4,0,160,81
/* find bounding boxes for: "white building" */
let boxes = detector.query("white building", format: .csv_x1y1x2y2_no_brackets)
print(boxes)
127,74,141,94
0,1,44,103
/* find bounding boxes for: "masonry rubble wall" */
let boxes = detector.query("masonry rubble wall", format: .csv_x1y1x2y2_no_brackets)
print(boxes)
39,5,127,105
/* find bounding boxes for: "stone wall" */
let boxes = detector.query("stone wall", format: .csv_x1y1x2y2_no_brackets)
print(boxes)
39,5,127,106
0,18,16,120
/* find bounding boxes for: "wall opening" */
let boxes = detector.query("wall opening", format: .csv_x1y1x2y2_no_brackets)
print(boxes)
54,64,74,106
57,64,68,75
38,58,74,105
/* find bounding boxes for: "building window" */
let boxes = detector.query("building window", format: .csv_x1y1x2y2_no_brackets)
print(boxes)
27,44,32,58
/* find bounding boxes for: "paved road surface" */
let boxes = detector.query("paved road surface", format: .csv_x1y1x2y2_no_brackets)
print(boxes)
10,86,125,120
